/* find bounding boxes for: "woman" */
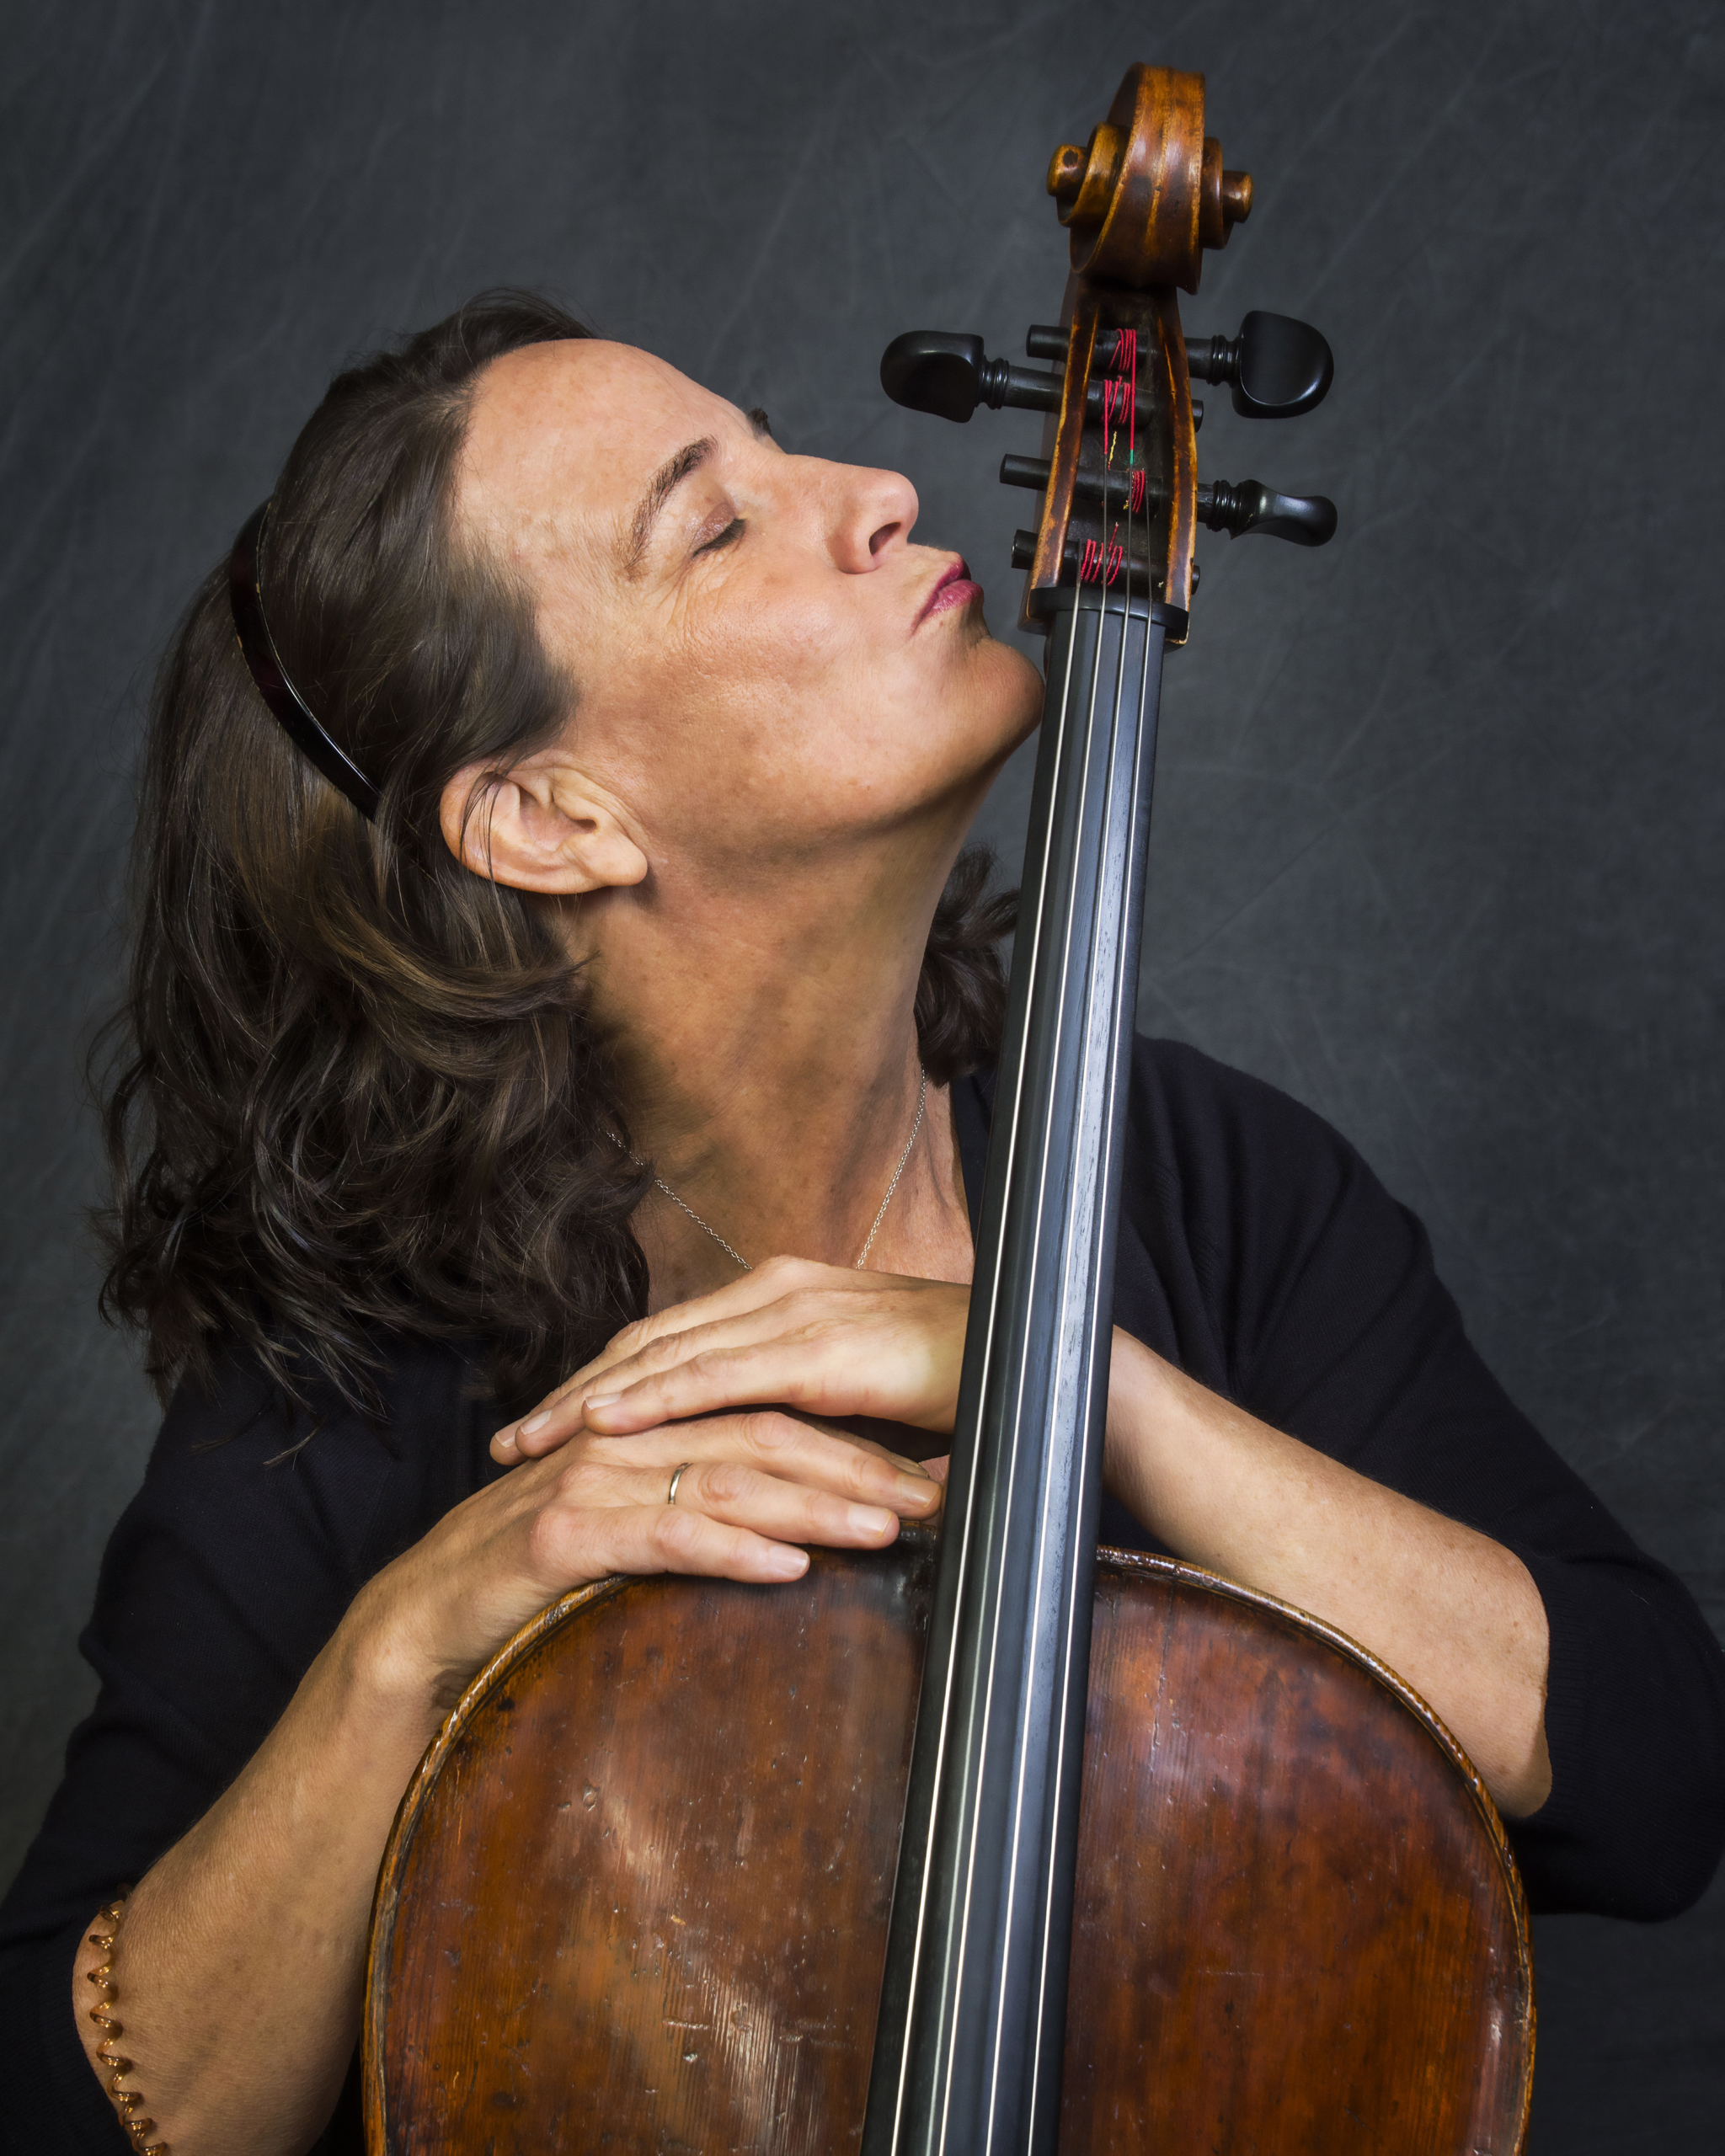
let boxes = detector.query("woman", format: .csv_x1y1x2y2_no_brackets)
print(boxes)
3,291,1722,2155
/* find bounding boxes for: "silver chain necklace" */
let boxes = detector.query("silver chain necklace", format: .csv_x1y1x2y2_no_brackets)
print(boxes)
625,1067,928,1273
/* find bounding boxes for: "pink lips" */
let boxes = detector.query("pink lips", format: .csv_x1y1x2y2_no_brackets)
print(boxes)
917,558,983,627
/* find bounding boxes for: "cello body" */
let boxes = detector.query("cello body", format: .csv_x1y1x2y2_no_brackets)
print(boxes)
365,1535,1532,2153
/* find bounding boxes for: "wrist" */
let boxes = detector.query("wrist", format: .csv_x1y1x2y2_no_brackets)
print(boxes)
329,1574,454,1749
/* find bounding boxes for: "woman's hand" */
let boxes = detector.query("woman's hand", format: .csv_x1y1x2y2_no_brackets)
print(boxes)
491,1255,970,1466
374,1252,965,1717
362,1397,943,1720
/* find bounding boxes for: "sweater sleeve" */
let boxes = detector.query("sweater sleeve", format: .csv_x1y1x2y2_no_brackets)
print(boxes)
1138,1038,1725,1920
0,1336,489,2153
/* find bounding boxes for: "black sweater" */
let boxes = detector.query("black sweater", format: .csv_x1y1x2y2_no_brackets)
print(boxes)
7,1040,1724,2153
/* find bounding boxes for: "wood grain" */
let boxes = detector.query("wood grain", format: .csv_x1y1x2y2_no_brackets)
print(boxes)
366,1544,1531,2153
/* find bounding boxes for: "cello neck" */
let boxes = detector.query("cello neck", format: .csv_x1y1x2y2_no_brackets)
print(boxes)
865,62,1338,2151
864,578,1168,2156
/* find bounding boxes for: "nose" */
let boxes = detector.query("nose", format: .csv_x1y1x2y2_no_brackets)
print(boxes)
821,462,920,572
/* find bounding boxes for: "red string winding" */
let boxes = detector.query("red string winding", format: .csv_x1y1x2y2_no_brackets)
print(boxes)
1085,325,1142,585
1099,326,1141,538
1078,537,1126,587
1109,328,1137,461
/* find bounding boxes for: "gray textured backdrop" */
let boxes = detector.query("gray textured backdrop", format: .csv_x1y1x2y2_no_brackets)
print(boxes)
3,1,1721,2143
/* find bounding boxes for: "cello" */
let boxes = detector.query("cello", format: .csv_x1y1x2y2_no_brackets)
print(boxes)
363,63,1534,2153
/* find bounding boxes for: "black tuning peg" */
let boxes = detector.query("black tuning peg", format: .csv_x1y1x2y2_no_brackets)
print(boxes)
1002,455,1333,547
879,332,1062,423
1001,453,1183,503
1186,312,1332,419
1008,529,1157,592
1198,480,1337,546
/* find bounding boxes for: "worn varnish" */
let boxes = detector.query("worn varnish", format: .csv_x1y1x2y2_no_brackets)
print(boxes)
366,1540,1532,2153
1064,1563,1532,2151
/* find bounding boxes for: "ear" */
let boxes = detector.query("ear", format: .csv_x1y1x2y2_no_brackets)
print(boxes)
439,753,649,895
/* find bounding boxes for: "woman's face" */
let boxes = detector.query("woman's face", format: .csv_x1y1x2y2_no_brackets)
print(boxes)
457,339,1043,885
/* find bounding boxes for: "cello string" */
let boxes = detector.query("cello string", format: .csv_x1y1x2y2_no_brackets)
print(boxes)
1017,318,1137,2129
904,308,1135,2155
974,315,1129,2150
889,367,1091,2156
963,452,1113,2156
1024,318,1147,2131
942,315,1112,2156
943,465,1104,2156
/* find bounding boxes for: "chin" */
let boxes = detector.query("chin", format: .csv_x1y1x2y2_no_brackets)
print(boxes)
980,636,1045,750
928,641,1043,805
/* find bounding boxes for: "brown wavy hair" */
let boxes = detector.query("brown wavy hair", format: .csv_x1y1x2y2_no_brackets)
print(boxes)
96,291,1016,1417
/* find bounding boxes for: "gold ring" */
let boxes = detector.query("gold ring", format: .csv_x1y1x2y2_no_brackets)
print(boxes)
667,1461,693,1507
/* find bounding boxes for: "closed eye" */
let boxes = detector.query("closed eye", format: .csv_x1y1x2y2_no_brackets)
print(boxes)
696,516,745,556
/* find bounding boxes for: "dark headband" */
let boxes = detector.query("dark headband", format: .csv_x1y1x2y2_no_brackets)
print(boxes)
227,501,382,821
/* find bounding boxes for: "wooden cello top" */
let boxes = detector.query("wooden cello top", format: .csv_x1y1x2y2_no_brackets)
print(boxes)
365,1536,1533,2152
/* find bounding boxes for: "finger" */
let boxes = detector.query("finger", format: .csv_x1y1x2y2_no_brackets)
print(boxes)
495,1402,942,1514
496,1302,822,1462
642,1454,907,1547
571,1278,968,1441
574,1262,903,1406
495,1295,943,1465
526,1452,908,1585
574,1411,944,1520
572,1255,847,1395
579,1312,961,1439
492,1257,852,1460
530,1498,813,1588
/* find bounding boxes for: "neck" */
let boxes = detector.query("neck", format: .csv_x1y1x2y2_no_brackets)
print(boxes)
573,821,977,1302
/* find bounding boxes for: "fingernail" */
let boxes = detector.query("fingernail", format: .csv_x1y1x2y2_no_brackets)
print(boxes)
767,1547,809,1578
583,1393,621,1413
519,1410,550,1437
848,1504,896,1536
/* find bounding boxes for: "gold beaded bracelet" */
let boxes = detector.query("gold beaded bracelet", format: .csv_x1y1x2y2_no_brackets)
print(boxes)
84,1892,169,2155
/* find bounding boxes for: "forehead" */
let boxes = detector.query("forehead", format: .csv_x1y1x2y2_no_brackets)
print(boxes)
457,339,731,568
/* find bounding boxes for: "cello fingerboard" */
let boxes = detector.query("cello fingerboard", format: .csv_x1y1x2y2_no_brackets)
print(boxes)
863,584,1167,2156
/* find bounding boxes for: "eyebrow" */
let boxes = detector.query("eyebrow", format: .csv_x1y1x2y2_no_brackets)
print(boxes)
622,437,714,574
619,409,774,575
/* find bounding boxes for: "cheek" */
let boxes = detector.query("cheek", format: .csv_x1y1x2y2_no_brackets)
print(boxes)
676,576,871,760
583,606,815,835
588,569,1035,847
